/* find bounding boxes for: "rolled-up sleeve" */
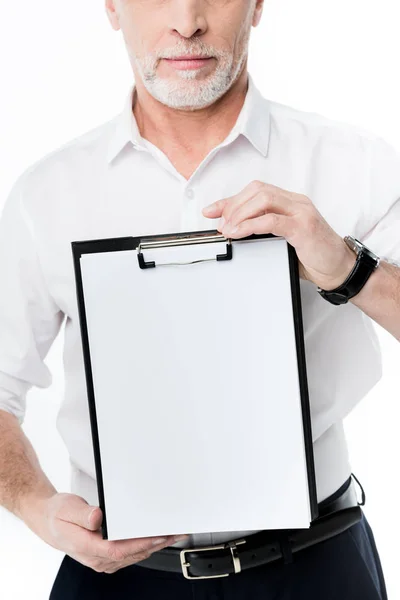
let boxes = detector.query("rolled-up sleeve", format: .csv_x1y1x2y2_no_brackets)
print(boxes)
0,174,65,425
358,135,400,264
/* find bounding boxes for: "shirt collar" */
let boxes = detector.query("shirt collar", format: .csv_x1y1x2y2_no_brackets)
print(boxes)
106,72,271,164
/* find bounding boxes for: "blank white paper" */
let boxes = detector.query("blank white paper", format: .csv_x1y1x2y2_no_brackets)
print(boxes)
79,236,312,541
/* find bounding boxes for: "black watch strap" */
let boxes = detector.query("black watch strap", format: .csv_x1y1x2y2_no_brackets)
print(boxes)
317,252,379,305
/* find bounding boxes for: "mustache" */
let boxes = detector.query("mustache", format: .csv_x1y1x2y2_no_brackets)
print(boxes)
155,40,222,60
159,50,214,60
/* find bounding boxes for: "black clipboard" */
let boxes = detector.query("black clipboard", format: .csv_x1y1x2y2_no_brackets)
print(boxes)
71,229,318,540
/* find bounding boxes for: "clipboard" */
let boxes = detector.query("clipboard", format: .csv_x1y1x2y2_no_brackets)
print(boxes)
71,229,318,541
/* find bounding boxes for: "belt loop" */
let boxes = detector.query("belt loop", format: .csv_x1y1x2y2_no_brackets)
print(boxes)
351,472,366,506
278,532,293,565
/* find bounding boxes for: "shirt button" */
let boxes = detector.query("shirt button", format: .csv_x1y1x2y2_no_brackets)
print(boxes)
186,188,195,199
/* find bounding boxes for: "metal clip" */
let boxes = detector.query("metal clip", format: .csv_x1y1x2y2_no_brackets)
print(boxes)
137,232,233,269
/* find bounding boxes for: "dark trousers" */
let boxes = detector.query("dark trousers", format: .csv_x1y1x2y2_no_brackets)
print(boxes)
49,506,388,599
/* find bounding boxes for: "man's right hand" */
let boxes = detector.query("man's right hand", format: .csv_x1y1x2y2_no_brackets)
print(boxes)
23,492,188,574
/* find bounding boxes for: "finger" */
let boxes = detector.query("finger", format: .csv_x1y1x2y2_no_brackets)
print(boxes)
105,534,180,560
84,507,103,531
54,517,108,557
55,511,176,562
71,551,115,572
202,180,266,220
225,213,293,240
74,537,170,574
202,197,230,218
104,536,175,573
224,190,296,233
57,495,103,531
91,535,178,561
74,534,177,573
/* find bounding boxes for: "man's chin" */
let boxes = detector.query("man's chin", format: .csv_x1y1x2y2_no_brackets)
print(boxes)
141,71,231,108
149,89,218,110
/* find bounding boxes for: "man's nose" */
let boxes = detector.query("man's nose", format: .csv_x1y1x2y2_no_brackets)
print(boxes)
168,0,208,39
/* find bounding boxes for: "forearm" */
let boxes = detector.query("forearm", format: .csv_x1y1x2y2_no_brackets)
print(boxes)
0,409,57,522
349,259,400,341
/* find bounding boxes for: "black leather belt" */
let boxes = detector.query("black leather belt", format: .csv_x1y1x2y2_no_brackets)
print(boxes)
135,474,364,580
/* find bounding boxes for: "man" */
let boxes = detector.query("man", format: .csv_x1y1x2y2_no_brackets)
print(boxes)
0,0,399,598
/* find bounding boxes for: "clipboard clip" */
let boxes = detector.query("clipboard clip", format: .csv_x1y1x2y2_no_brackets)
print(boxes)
137,232,233,269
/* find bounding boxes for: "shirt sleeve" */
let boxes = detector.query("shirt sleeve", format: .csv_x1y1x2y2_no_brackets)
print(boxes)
0,174,65,425
357,135,400,264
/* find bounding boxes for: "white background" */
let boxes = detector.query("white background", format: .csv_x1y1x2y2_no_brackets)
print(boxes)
0,0,399,598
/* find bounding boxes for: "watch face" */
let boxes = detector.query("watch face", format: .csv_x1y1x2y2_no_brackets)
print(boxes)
344,235,361,254
345,236,380,262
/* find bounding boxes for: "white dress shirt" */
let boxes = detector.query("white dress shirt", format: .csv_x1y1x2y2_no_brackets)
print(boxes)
1,73,399,551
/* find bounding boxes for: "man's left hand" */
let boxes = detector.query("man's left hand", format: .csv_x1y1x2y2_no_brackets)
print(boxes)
202,180,357,291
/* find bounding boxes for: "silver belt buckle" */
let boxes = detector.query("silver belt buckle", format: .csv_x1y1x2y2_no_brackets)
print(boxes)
180,538,246,580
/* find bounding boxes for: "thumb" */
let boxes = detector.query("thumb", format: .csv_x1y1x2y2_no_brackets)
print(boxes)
60,494,103,531
86,506,103,531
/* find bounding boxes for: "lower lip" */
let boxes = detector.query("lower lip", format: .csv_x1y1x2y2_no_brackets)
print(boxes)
164,58,212,70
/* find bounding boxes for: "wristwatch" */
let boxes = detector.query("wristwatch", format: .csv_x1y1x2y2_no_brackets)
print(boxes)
317,235,380,305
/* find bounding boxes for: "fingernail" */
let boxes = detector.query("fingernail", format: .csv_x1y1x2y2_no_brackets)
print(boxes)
152,537,167,545
88,508,97,523
224,223,238,235
174,534,189,542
